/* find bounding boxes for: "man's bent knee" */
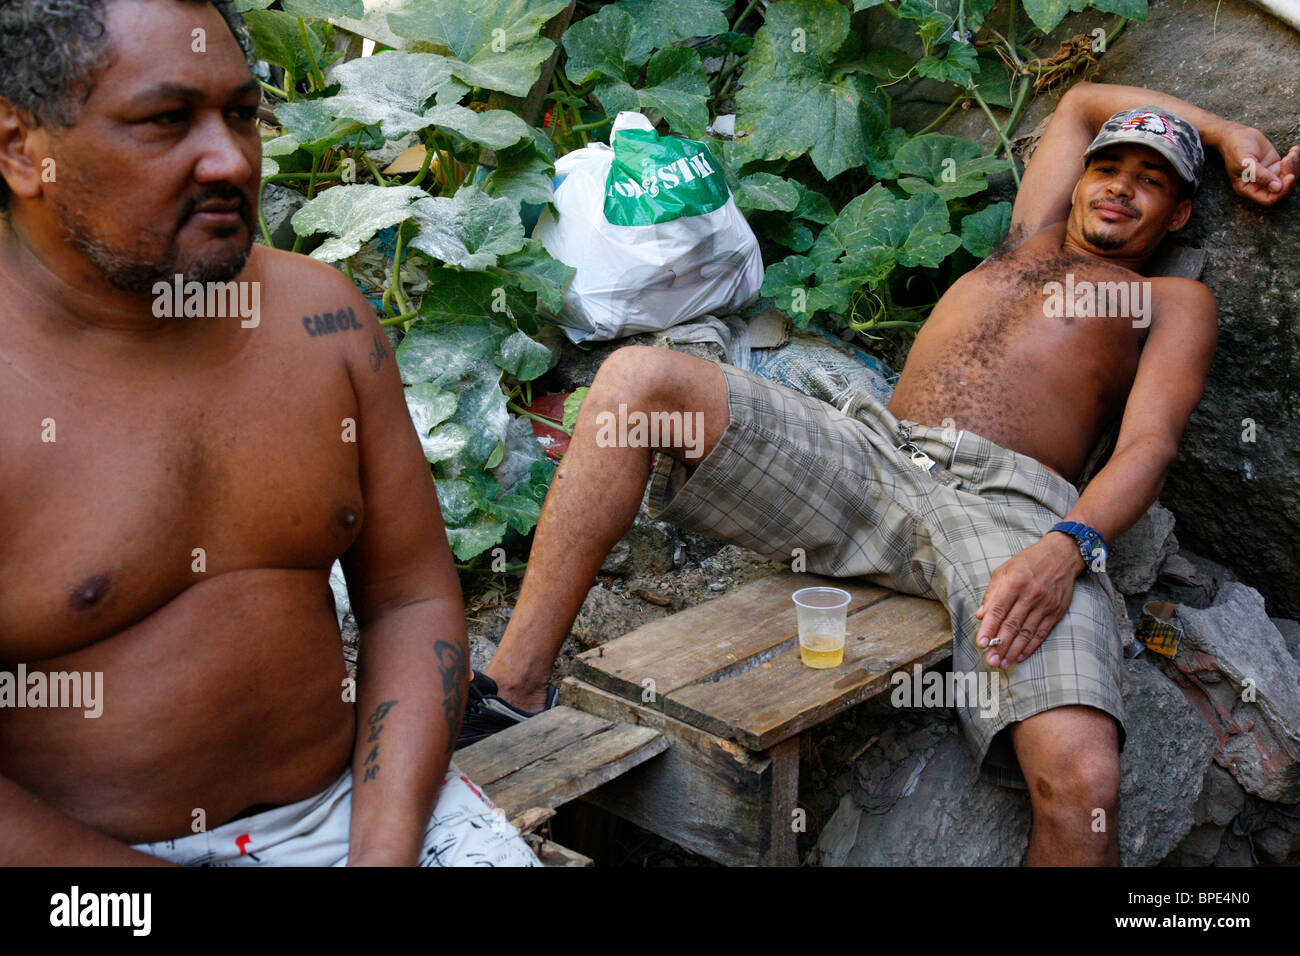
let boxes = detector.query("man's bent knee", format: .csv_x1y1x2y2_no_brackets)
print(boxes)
588,346,729,461
1012,705,1120,819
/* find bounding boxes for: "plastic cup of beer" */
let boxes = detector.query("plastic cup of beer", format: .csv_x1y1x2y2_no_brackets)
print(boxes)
792,587,851,669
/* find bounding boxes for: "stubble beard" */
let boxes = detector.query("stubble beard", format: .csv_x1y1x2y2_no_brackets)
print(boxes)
52,191,253,294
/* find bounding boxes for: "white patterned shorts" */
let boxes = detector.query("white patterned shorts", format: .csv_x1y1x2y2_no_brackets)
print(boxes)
131,764,541,867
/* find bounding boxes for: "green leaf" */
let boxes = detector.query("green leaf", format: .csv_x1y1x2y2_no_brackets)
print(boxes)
423,104,534,150
734,0,888,180
488,240,575,315
321,51,467,139
914,40,978,87
572,28,711,139
611,0,729,48
272,99,364,156
408,187,526,270
445,513,508,561
892,134,1011,200
405,382,459,427
397,313,512,471
409,269,503,332
734,173,800,214
244,10,330,85
387,0,571,96
760,216,815,252
435,477,476,524
898,0,997,42
790,182,836,225
1092,0,1148,20
632,45,710,139
400,289,507,386
861,46,915,83
959,200,1012,258
562,387,588,432
562,5,654,83
973,53,1014,109
864,126,911,180
291,184,425,261
766,185,964,323
496,331,551,381
492,493,542,535
1019,0,1070,33
281,0,364,17
853,0,890,9
484,131,556,206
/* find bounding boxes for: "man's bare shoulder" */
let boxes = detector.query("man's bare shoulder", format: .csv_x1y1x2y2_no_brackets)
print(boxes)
1149,275,1217,332
252,245,380,347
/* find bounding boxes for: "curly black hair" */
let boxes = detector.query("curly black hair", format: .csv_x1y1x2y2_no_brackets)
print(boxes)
0,0,255,208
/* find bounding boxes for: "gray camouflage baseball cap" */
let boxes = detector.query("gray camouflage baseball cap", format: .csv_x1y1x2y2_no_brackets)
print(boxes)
1083,106,1205,190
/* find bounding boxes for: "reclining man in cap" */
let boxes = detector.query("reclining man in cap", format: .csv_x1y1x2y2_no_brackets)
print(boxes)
0,0,536,865
465,82,1298,864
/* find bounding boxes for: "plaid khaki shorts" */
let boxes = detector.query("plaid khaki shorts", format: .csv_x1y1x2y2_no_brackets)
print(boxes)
647,362,1126,790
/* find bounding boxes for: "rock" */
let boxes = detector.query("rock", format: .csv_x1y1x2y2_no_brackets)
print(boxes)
1152,551,1219,608
600,519,676,576
570,582,672,650
1270,617,1300,666
1119,657,1218,866
467,631,497,675
259,183,306,250
1163,823,1225,867
813,713,1033,866
1108,503,1179,595
1168,582,1300,803
1162,764,1248,865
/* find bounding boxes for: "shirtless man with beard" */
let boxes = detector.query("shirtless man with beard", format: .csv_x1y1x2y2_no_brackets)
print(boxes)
461,81,1298,865
0,0,536,866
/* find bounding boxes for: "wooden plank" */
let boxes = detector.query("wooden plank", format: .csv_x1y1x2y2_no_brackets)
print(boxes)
454,704,667,820
483,722,668,819
572,571,891,706
760,736,800,867
454,705,616,785
564,679,782,867
666,592,952,750
527,836,594,868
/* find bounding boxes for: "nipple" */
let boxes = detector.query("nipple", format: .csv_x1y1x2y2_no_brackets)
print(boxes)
68,573,111,611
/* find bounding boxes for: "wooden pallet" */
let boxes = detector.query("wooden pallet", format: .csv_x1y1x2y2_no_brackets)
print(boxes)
566,570,952,866
454,704,669,866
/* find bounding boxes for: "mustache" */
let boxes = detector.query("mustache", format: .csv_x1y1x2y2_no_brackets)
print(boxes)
180,186,254,224
1089,196,1140,219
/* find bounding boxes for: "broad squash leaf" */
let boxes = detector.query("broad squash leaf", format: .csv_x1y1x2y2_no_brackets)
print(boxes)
408,187,527,270
387,0,570,96
291,184,425,261
734,0,887,180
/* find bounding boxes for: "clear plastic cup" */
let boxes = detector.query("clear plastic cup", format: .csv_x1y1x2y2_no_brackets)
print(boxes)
792,587,851,669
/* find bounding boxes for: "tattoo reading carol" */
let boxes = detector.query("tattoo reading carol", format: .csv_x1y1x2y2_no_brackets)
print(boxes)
303,305,365,337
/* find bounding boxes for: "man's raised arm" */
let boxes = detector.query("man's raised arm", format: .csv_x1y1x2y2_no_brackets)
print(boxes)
1010,81,1299,241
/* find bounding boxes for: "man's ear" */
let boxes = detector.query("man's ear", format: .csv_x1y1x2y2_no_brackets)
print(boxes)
0,99,50,203
1166,197,1193,233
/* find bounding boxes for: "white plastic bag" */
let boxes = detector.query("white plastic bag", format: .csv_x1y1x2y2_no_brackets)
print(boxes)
534,112,764,343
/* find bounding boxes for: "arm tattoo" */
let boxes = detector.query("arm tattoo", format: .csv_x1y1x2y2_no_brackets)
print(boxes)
302,305,366,337
434,640,467,758
367,333,387,372
360,699,398,783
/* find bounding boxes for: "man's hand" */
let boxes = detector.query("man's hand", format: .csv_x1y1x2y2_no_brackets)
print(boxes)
975,533,1085,669
1215,122,1300,206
